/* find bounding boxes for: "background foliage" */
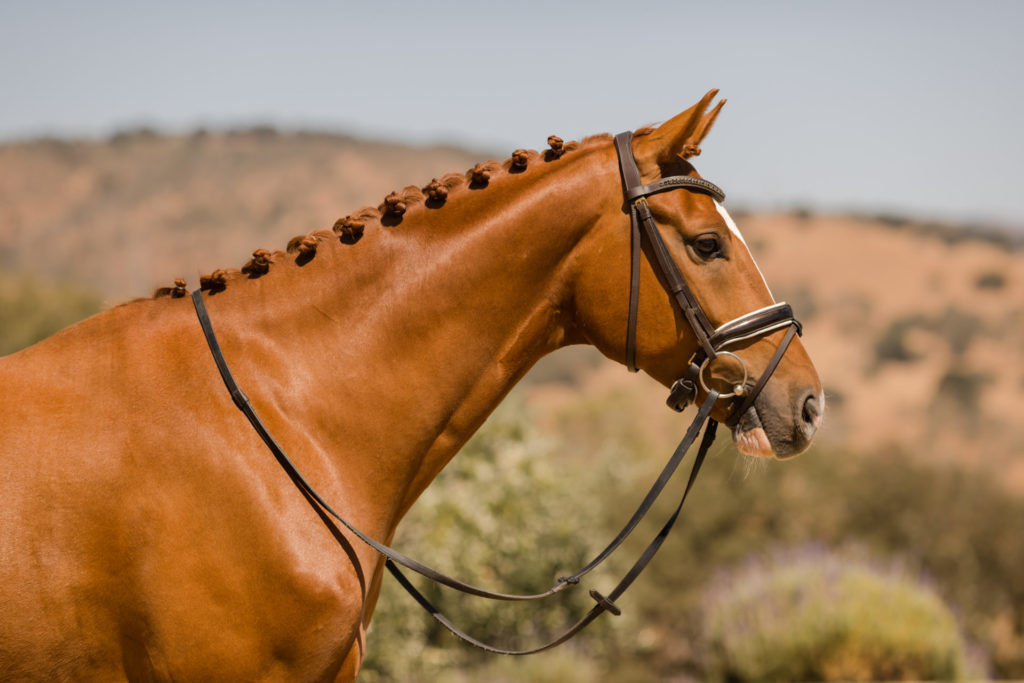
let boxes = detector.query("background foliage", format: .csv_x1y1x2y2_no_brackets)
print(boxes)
702,549,978,682
358,379,1024,681
0,273,101,355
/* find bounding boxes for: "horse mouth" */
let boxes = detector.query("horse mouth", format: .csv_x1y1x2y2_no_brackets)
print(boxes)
731,406,775,458
729,405,798,458
729,393,819,460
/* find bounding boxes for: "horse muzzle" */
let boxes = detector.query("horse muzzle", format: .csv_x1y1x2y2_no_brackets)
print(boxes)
732,386,824,459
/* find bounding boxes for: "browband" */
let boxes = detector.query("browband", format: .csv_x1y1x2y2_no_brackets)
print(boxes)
625,175,725,204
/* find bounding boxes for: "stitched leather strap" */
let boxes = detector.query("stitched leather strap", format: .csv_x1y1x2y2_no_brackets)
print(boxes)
625,175,725,203
709,302,800,350
615,131,644,190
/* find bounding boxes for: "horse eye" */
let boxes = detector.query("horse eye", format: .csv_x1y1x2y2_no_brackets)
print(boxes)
694,236,721,258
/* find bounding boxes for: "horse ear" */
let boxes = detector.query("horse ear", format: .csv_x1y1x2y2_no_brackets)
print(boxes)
682,97,725,159
635,89,726,173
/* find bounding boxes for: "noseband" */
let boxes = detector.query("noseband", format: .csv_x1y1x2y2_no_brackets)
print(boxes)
614,131,801,425
190,132,804,656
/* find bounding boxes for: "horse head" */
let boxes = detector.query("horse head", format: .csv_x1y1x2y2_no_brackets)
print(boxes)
572,90,823,458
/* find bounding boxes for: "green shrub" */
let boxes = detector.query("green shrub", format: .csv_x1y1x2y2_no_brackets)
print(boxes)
359,396,624,682
701,549,978,681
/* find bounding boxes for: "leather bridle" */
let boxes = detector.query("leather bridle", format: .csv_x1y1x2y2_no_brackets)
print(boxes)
615,131,802,425
189,131,804,655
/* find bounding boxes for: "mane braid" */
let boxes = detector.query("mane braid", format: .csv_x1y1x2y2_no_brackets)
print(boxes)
241,249,274,277
153,133,613,299
153,278,188,299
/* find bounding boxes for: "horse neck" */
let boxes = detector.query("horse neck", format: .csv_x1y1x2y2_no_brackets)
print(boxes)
201,143,620,528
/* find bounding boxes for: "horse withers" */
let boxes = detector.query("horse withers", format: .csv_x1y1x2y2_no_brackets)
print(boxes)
0,90,821,681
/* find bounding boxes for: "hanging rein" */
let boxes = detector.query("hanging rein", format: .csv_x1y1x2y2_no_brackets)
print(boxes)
190,132,802,654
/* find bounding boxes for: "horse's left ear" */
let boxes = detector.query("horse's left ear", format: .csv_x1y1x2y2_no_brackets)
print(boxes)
635,89,726,176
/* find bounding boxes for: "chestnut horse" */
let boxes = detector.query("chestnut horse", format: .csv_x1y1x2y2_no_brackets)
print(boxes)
0,90,821,681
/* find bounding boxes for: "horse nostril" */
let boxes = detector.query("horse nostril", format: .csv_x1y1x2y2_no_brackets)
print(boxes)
801,393,822,430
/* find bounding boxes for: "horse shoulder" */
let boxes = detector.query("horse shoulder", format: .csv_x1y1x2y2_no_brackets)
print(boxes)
0,301,365,678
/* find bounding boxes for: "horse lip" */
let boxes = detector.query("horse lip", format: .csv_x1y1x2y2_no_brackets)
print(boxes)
733,402,762,433
730,406,774,458
729,398,816,460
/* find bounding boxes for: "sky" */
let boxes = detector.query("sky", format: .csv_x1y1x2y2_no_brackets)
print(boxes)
3,0,1023,228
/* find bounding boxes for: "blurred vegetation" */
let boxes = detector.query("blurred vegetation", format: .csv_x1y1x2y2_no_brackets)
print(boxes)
873,306,983,368
363,382,1024,681
0,273,103,355
864,212,1023,250
874,316,923,364
702,549,978,681
975,270,1007,290
360,396,623,682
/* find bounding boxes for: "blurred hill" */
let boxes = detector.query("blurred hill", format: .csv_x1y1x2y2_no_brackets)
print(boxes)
1,129,1021,485
0,128,488,299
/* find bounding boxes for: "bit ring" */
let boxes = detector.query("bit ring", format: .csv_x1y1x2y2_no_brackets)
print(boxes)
698,351,749,400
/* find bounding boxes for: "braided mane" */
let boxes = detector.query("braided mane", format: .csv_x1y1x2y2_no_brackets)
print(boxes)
152,132,635,298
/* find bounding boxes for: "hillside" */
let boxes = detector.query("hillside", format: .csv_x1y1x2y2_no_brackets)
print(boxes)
1,130,1021,485
0,129,487,299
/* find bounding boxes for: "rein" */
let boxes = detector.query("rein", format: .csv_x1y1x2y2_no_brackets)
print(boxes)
189,131,803,654
193,287,718,653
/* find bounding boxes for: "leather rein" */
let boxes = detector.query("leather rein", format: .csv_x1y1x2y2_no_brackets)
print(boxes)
190,131,802,654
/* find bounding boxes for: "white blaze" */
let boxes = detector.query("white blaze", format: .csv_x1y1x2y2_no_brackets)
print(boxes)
714,201,775,301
